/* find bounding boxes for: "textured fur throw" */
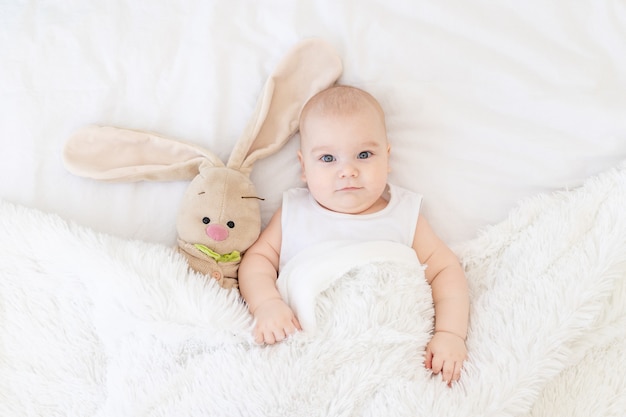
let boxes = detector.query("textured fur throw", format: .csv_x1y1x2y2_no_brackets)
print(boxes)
1,162,625,416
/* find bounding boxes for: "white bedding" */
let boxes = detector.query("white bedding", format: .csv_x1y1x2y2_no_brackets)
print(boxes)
277,240,423,332
1,1,626,415
1,161,624,416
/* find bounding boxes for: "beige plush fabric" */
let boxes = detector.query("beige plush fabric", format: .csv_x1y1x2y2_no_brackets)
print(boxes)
62,39,343,287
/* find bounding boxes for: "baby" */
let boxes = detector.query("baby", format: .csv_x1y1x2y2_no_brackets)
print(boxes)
239,85,469,385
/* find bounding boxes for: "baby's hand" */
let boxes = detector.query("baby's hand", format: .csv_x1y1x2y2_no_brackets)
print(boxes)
424,331,467,386
252,298,301,345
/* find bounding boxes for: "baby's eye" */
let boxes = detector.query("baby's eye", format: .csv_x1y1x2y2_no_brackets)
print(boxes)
320,154,335,163
357,151,372,159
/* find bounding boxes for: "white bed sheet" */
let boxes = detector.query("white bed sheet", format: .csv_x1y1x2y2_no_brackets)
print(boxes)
1,1,625,248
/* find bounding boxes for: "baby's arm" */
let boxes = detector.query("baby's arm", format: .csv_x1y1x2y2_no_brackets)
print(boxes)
413,215,469,385
238,207,301,344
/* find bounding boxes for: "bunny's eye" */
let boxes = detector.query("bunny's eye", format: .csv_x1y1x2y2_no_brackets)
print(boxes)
226,221,235,229
202,217,210,224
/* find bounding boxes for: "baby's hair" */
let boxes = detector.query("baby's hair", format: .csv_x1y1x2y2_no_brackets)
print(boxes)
299,85,387,135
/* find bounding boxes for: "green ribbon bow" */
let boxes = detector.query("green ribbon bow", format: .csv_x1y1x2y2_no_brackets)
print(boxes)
193,244,241,263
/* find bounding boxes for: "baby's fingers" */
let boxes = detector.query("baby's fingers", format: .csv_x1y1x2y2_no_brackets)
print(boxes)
254,329,272,345
255,324,299,345
424,347,433,370
253,331,264,345
442,361,453,385
292,316,302,331
253,322,279,345
452,361,463,383
430,354,445,375
441,361,463,386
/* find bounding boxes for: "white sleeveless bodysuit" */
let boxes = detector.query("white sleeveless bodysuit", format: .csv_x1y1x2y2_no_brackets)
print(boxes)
279,184,423,271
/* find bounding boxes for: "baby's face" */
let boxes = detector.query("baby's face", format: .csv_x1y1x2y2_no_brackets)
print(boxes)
298,105,390,214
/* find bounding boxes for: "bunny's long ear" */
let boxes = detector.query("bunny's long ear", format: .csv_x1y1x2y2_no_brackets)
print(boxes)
63,125,225,182
228,38,342,174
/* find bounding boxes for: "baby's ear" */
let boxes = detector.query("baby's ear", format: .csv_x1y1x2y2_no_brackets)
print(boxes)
297,150,307,182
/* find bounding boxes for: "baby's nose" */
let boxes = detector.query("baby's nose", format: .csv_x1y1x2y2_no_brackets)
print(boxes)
339,162,358,178
206,224,229,241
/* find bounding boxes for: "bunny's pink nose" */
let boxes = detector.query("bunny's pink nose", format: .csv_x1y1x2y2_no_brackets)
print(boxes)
206,224,229,241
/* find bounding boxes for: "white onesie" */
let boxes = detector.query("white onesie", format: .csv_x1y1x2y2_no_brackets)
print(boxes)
279,184,423,271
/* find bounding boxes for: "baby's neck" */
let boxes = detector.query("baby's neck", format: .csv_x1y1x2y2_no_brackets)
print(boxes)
321,195,389,215
356,196,389,214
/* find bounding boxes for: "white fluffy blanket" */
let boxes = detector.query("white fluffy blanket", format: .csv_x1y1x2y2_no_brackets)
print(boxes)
1,162,625,417
277,240,425,333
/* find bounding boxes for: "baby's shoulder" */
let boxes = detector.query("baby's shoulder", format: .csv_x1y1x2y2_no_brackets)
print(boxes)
388,183,422,198
387,183,423,210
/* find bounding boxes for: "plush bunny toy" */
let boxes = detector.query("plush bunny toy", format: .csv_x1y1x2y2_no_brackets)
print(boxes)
63,39,343,289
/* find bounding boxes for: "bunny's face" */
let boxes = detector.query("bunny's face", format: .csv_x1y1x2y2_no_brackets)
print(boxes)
176,168,262,255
